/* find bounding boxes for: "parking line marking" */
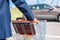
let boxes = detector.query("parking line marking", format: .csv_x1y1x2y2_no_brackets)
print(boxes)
46,35,60,38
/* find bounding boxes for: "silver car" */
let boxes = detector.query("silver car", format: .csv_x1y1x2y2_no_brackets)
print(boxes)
29,4,60,21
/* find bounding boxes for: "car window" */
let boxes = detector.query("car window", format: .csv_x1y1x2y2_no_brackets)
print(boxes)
30,5,36,10
43,4,53,9
36,5,44,10
36,6,40,10
39,5,44,10
29,4,53,10
32,6,36,10
31,5,43,10
30,5,40,10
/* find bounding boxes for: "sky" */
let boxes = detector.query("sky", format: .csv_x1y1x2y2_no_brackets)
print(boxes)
10,0,60,8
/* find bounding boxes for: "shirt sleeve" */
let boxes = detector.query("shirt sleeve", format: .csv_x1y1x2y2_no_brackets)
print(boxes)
12,0,34,21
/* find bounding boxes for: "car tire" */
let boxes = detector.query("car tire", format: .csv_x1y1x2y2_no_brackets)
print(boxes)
57,14,60,22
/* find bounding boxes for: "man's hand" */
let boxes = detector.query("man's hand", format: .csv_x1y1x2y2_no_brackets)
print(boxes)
32,18,39,24
17,18,39,24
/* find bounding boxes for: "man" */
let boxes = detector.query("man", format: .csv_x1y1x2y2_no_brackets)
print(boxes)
0,0,38,40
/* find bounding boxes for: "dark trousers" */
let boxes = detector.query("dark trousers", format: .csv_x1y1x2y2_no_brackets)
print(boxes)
0,39,6,40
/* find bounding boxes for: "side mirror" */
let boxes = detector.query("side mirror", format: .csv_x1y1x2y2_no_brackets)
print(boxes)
49,8,53,11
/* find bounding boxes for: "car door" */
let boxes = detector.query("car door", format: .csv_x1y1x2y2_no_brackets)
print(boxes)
30,5,43,19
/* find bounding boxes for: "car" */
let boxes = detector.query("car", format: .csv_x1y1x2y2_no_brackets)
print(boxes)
29,4,60,21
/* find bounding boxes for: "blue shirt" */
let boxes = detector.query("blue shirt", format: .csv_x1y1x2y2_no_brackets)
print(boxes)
0,0,34,39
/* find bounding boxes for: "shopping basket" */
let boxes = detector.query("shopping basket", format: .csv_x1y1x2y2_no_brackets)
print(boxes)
12,20,36,35
12,20,46,40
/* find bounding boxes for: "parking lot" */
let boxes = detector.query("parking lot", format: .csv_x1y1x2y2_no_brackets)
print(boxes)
46,21,60,40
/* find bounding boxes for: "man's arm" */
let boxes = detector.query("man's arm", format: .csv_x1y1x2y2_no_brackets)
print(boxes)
12,0,34,21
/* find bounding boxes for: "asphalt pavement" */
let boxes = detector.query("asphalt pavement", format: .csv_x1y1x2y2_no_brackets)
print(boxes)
46,21,60,40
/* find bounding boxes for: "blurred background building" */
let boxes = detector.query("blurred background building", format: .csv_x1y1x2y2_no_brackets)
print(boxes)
10,0,60,8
